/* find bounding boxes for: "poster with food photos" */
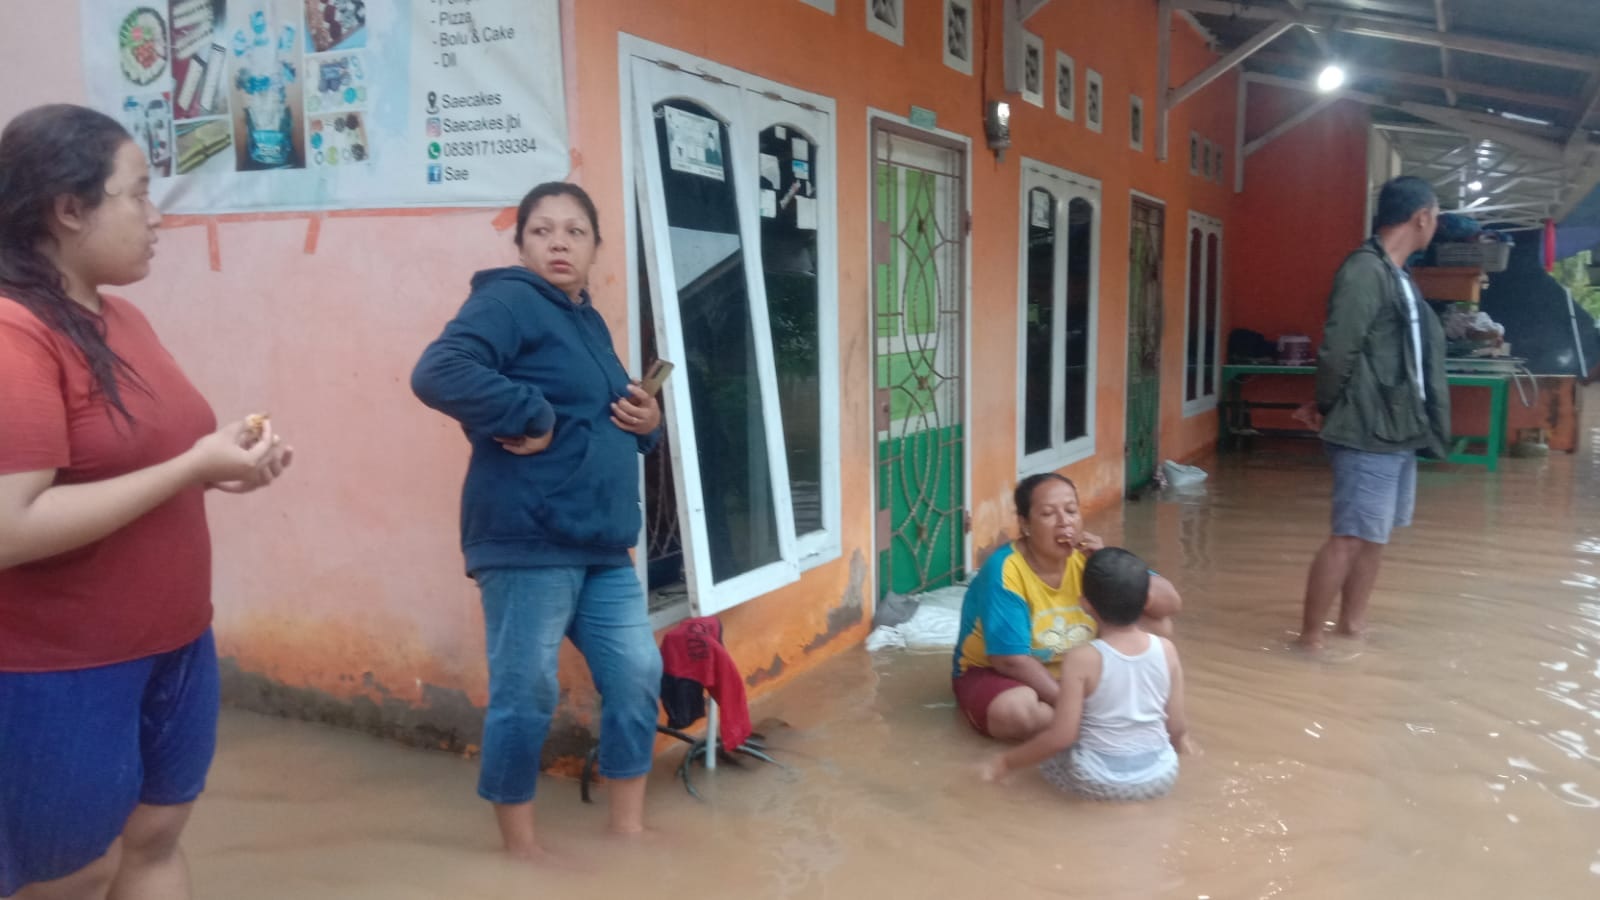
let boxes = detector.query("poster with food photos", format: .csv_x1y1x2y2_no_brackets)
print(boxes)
81,0,568,212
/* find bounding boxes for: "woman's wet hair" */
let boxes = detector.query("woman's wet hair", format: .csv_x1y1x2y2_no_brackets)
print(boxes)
1082,548,1151,626
0,103,143,423
514,181,602,247
1014,472,1078,519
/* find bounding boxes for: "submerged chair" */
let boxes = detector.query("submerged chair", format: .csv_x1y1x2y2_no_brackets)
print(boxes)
580,616,781,802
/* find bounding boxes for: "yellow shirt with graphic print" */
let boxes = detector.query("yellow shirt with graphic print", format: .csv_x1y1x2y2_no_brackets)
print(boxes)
953,543,1098,678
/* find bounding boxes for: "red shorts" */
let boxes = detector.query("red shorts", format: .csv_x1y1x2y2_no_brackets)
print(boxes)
952,666,1028,737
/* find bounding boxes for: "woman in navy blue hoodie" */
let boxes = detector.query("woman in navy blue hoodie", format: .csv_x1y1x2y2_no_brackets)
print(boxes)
412,182,663,857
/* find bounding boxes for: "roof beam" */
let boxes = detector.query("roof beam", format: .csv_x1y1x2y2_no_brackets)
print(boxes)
1568,72,1600,156
1245,71,1570,162
1373,122,1468,138
1170,20,1297,108
1285,0,1331,56
1432,0,1457,108
1173,0,1598,72
1157,0,1173,160
1251,51,1581,113
1245,95,1340,156
1554,162,1600,220
1018,0,1051,22
1459,200,1556,215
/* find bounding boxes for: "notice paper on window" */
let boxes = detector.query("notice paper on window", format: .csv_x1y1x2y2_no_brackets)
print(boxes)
795,195,817,230
1030,191,1051,229
760,152,781,188
665,106,725,181
761,188,777,218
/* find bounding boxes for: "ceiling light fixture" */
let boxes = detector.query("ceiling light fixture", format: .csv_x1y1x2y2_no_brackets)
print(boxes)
1316,63,1346,93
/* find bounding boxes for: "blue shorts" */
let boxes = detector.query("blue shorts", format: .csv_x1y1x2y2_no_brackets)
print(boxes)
0,630,219,896
1326,443,1417,545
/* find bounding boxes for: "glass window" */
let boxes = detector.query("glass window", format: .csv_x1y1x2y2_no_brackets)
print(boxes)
629,50,840,614
650,99,782,583
1017,161,1100,474
1023,187,1056,456
1182,213,1224,413
1064,197,1093,442
758,123,824,538
1185,227,1203,402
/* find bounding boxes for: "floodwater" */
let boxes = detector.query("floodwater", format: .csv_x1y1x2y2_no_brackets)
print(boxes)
189,392,1600,899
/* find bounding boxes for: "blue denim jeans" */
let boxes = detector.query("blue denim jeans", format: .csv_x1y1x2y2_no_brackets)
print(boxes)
474,566,662,804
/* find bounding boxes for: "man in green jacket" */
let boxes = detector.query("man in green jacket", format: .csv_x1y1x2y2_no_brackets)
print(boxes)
1297,176,1451,651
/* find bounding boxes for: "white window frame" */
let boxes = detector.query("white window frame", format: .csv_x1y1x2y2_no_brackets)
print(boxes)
620,36,842,617
1020,31,1045,107
1054,51,1075,121
942,0,974,76
1182,211,1225,417
867,0,905,45
1085,69,1104,134
1016,158,1101,477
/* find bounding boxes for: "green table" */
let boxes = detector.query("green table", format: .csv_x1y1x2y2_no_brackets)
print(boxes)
1219,364,1509,471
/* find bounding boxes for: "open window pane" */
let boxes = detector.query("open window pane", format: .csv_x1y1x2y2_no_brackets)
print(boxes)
639,221,685,605
631,57,799,614
650,99,780,582
1064,197,1093,442
1023,187,1057,455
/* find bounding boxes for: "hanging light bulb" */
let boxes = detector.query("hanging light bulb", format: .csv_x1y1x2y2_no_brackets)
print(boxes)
1316,63,1346,93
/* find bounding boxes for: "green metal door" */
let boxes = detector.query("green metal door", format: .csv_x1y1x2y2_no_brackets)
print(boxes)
1125,198,1164,496
871,123,966,599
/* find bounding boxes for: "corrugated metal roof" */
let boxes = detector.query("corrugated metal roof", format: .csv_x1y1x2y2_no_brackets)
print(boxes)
1182,0,1600,229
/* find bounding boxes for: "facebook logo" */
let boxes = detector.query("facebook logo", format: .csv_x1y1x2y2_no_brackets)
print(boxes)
427,164,442,184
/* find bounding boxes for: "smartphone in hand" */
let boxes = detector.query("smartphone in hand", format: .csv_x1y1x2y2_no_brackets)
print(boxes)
639,359,675,396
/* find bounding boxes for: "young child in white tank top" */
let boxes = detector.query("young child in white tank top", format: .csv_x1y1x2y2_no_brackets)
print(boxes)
979,548,1195,801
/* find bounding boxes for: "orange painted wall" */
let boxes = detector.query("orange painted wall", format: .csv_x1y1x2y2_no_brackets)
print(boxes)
0,1,1244,751
1228,85,1370,343
1225,85,1369,432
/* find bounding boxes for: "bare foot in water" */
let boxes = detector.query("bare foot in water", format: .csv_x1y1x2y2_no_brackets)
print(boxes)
1293,631,1325,652
503,841,549,863
503,842,592,874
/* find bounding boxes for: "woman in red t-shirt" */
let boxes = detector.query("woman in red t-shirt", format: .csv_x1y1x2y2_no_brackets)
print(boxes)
0,105,293,899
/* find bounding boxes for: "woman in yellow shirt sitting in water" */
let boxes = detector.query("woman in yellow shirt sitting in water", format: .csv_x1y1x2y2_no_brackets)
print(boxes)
953,473,1182,741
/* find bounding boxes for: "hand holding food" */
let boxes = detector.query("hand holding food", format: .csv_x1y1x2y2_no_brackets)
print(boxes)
243,412,270,448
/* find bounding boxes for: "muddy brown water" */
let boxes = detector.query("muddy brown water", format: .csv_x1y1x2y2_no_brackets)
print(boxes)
188,393,1600,898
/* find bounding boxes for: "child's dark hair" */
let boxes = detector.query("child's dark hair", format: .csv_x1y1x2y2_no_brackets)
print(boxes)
1081,548,1151,626
514,181,602,246
1014,473,1077,518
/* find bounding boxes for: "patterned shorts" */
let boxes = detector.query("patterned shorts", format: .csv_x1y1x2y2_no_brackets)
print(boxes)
1039,744,1179,802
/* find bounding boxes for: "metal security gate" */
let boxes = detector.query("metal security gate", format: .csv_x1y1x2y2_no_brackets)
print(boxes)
1125,197,1165,496
871,121,967,599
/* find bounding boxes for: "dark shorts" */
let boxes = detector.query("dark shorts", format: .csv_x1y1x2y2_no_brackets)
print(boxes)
952,666,1029,737
0,630,219,896
1327,443,1417,545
